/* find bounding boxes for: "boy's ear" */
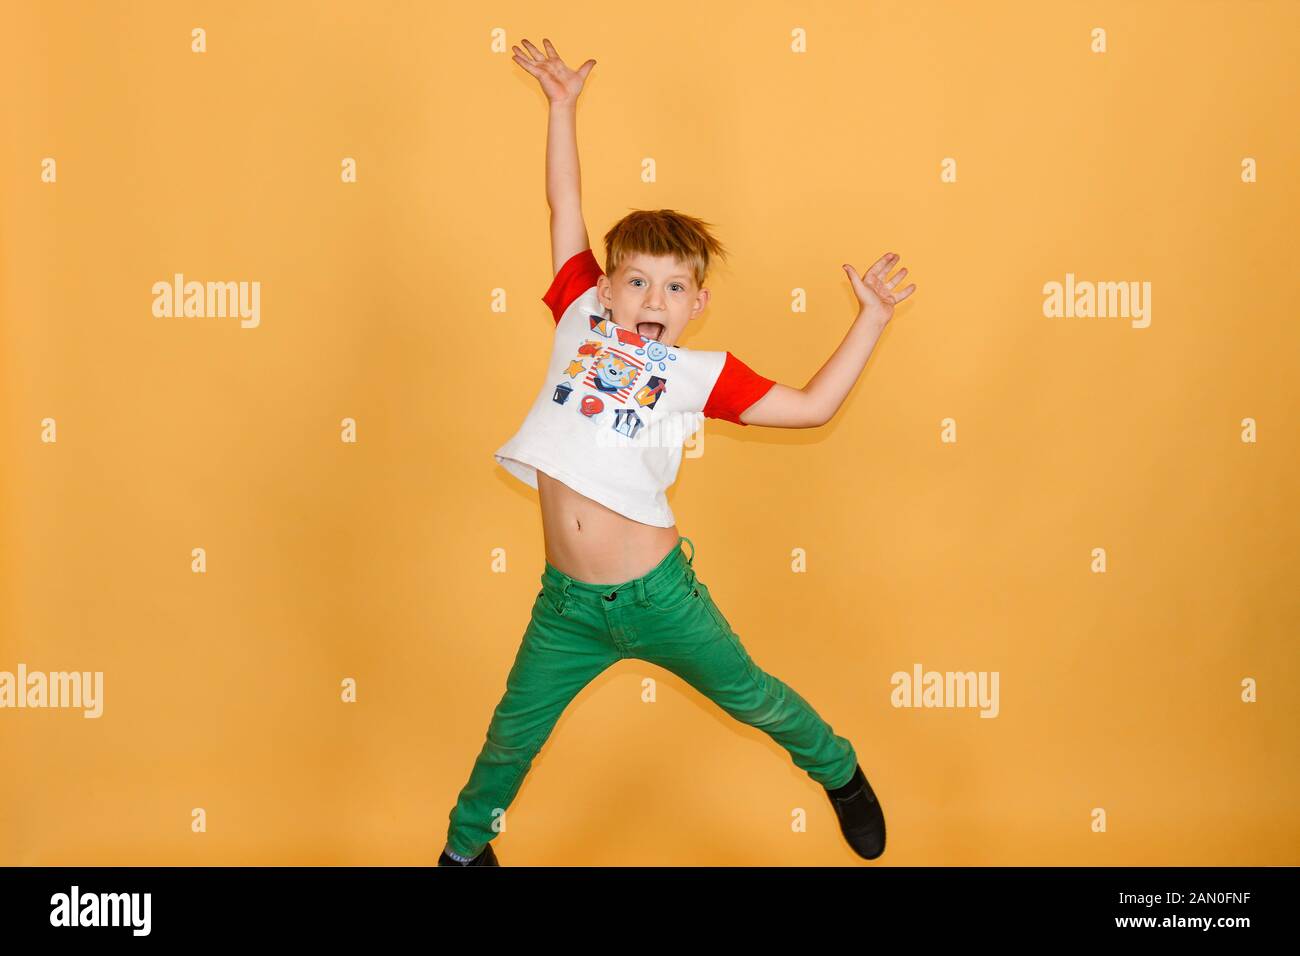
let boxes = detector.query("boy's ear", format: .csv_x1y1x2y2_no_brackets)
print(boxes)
689,286,710,319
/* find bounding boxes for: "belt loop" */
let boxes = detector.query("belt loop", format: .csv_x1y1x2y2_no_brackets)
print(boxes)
559,578,572,615
634,576,648,607
680,536,697,590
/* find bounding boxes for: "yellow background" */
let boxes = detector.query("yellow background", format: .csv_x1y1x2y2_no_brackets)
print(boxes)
2,0,1297,865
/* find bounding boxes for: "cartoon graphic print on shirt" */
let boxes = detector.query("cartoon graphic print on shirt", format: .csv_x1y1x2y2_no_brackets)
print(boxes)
568,325,675,426
562,296,719,429
633,375,667,410
585,346,645,401
634,339,678,374
612,407,644,439
587,309,618,338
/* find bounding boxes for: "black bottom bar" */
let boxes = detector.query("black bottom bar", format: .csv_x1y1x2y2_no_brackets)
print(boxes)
1,865,1292,940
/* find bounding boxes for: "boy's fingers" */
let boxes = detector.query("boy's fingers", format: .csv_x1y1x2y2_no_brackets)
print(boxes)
511,52,542,76
577,58,596,79
542,38,559,59
866,252,896,279
885,267,908,289
893,284,917,302
520,38,545,60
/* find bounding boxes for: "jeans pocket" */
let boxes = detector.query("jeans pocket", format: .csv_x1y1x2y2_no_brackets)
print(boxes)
695,581,732,634
644,582,696,613
644,568,696,612
536,586,565,617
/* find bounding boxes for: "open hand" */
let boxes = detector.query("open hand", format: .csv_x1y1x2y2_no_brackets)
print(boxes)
844,253,916,326
511,38,596,105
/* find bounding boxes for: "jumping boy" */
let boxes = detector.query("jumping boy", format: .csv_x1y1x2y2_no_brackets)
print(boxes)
439,38,915,866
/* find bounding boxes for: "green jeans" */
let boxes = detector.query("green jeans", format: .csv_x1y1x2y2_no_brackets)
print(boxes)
444,535,858,859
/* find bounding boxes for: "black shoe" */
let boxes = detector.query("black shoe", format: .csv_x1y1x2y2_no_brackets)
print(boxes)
437,844,500,867
824,764,886,860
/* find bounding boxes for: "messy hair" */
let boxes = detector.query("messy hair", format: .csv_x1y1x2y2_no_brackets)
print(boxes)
602,209,729,289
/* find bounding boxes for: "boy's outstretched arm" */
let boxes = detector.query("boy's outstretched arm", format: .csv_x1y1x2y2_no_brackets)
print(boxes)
741,253,917,428
511,38,597,276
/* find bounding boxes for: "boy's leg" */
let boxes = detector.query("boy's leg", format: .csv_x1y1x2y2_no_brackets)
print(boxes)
633,578,859,791
444,587,620,860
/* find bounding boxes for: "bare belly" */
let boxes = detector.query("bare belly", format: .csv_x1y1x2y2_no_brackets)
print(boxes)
536,470,682,584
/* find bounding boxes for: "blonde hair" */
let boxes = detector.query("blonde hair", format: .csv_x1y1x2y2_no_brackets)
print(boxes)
601,209,729,289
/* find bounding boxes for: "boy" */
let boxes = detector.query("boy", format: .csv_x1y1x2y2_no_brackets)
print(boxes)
440,38,915,866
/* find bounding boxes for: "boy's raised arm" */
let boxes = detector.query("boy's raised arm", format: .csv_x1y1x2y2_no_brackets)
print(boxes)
511,38,597,276
741,254,917,428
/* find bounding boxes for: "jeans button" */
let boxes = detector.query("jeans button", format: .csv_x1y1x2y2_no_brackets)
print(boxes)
604,592,617,601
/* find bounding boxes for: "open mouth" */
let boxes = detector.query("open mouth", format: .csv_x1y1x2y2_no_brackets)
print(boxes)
636,321,666,342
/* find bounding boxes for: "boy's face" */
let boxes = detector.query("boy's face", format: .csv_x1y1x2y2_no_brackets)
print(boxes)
597,252,710,348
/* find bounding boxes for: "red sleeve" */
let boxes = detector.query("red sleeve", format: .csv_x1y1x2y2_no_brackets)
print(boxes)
703,351,777,426
541,248,604,324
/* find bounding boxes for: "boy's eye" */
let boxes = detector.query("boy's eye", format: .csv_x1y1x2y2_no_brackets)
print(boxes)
631,278,685,292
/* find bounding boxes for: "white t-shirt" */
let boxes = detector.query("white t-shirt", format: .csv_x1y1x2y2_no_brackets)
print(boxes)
493,248,777,527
